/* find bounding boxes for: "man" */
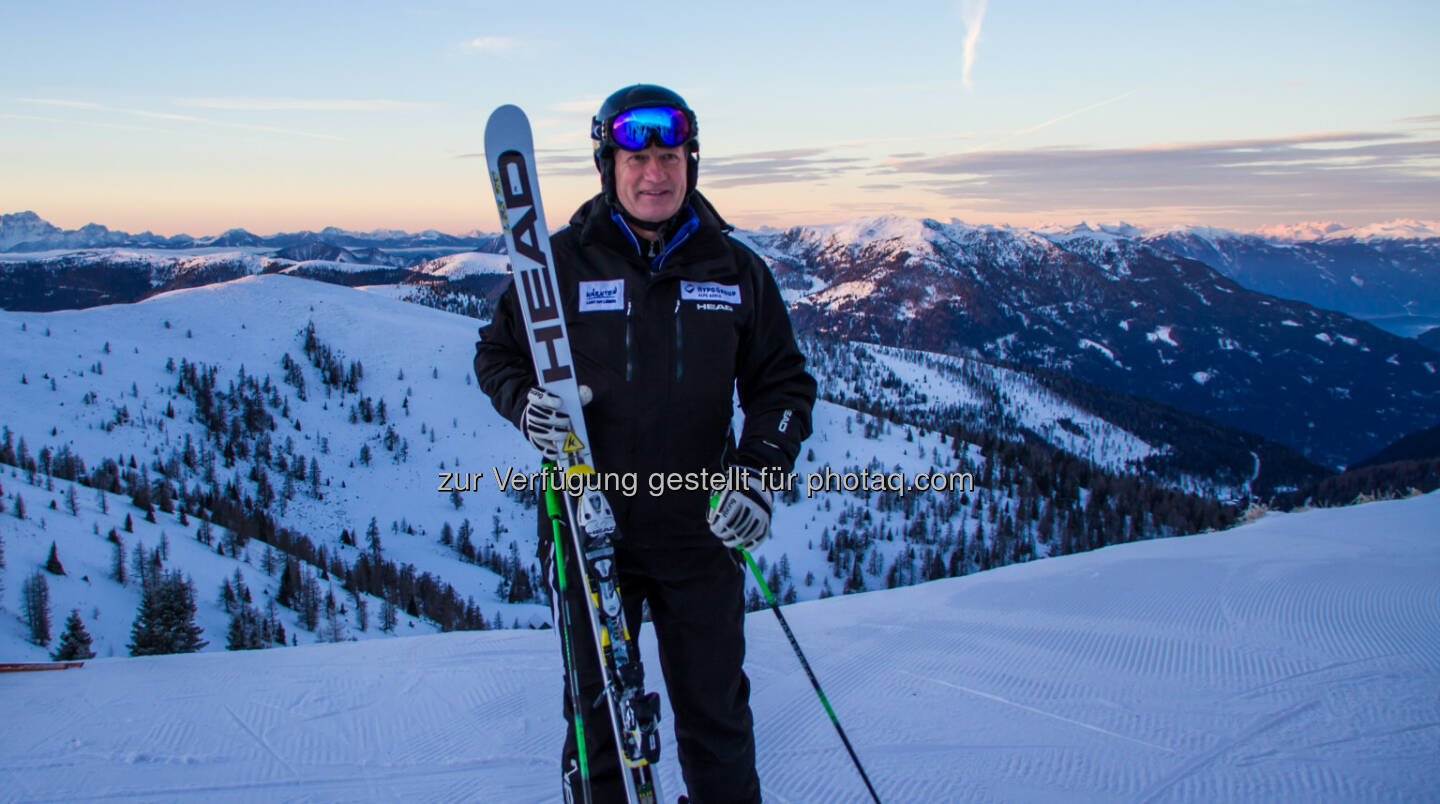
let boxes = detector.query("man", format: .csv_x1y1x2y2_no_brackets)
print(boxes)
474,84,816,803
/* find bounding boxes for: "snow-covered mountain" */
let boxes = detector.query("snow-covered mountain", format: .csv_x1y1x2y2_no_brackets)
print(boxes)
1136,228,1440,325
749,217,1439,469
1251,218,1440,242
0,213,507,311
1,274,1246,663
801,339,1328,497
0,211,500,254
8,210,1437,326
0,475,447,660
9,209,1436,467
3,490,1436,801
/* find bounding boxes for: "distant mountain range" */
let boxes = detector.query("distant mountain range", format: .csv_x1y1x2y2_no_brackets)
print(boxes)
6,210,1437,324
745,217,1438,469
0,212,511,311
4,210,1438,468
0,210,503,253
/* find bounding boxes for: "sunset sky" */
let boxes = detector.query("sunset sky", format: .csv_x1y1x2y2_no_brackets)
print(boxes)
3,0,1437,237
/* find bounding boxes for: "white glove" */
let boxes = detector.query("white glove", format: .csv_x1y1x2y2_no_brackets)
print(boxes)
707,468,773,551
520,385,591,461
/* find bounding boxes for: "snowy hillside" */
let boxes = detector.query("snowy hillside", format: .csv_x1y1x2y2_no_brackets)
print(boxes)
412,251,509,281
2,274,1244,662
2,491,1436,802
1250,219,1440,242
0,473,439,660
0,275,557,652
803,340,1159,478
750,216,1440,469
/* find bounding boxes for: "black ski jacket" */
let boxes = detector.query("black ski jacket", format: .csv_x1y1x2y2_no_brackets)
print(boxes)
474,192,816,546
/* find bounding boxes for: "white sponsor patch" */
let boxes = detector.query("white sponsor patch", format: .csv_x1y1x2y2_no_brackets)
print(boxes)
578,279,625,312
681,281,742,305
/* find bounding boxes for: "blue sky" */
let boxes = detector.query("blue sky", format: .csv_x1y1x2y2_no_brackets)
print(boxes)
2,0,1437,235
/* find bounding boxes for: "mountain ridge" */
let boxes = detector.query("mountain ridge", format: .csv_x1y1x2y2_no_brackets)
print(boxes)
749,217,1440,468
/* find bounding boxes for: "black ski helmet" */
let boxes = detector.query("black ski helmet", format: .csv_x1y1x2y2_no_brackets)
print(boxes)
591,84,700,206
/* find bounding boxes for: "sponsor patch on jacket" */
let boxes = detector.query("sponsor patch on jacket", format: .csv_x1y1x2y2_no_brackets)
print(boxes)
680,281,742,305
578,279,625,312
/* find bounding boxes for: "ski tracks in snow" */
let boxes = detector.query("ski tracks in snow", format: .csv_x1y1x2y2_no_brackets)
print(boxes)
2,494,1438,802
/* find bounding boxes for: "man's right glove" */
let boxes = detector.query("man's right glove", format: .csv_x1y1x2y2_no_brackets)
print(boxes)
520,385,590,461
707,468,773,551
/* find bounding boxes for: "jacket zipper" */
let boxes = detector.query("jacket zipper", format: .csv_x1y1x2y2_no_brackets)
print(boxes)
625,297,635,382
673,298,684,381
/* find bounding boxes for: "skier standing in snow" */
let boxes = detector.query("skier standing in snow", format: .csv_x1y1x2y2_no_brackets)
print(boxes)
475,84,816,803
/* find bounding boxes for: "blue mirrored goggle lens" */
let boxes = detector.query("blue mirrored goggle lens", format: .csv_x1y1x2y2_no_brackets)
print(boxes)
610,106,690,150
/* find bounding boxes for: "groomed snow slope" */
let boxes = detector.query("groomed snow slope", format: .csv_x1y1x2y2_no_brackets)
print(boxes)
3,492,1438,802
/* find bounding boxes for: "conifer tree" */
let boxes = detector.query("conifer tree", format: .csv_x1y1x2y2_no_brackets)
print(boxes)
22,571,51,645
354,592,369,633
45,541,65,575
267,599,287,645
319,592,348,643
380,593,398,633
51,609,97,661
129,571,207,656
366,517,382,562
226,605,267,651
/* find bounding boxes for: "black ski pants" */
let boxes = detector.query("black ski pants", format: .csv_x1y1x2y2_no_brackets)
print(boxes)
546,534,761,804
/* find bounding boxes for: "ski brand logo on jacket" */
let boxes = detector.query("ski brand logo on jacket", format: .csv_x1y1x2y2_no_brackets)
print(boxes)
680,281,741,305
579,279,625,312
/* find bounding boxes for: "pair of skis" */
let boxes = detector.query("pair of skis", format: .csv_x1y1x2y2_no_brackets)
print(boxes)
484,104,882,804
485,105,662,804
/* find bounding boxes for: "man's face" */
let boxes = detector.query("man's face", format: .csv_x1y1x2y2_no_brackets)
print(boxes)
612,144,687,223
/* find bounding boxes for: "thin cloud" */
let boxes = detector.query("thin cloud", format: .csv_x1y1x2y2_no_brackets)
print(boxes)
885,131,1440,220
18,98,342,140
468,35,521,53
720,148,830,161
551,99,604,115
962,91,1137,153
1399,113,1440,124
1,112,164,133
703,149,866,189
454,150,591,162
958,0,987,90
176,97,434,112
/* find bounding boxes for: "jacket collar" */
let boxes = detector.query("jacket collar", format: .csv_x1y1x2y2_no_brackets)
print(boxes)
572,192,737,280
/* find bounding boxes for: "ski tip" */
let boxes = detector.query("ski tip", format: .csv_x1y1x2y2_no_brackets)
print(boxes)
486,104,528,128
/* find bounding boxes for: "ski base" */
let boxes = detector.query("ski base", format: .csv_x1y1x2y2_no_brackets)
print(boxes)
486,103,662,804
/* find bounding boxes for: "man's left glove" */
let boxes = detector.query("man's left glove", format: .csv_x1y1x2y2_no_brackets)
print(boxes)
707,468,773,551
520,385,591,461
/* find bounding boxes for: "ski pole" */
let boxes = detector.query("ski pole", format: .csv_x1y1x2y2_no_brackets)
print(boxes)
739,547,883,803
546,463,593,804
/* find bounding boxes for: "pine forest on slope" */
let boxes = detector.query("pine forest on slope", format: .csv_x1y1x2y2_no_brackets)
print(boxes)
5,211,1436,469
2,276,1238,661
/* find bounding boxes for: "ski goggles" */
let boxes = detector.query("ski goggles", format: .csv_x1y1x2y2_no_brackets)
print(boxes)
599,105,694,150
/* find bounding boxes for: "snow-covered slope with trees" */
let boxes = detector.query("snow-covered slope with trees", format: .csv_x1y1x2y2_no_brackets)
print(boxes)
2,491,1436,801
1,274,1242,662
749,217,1440,469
